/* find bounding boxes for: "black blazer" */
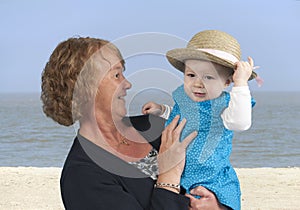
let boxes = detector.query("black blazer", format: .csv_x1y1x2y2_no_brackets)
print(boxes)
60,115,190,210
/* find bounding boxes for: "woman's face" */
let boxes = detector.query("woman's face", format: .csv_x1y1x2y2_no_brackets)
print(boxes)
94,49,132,120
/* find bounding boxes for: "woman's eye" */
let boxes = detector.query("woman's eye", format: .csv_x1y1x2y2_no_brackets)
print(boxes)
115,73,120,79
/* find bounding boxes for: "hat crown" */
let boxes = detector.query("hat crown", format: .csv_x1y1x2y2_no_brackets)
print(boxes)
187,30,241,61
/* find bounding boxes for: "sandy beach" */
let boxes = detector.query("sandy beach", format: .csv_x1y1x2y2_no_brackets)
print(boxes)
0,167,299,210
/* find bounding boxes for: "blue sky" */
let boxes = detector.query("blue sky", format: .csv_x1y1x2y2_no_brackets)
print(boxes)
1,0,299,93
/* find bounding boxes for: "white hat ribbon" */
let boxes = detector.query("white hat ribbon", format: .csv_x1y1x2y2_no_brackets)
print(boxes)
197,48,263,87
196,48,239,63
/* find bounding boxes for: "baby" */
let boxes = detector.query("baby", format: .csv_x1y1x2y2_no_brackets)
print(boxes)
143,30,258,210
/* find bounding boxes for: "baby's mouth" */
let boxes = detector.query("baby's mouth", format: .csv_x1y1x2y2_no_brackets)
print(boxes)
193,92,206,97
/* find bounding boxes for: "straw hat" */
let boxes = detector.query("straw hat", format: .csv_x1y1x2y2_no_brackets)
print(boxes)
166,30,257,80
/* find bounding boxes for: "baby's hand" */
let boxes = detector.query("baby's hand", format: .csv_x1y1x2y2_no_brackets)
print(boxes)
233,56,254,87
142,102,164,116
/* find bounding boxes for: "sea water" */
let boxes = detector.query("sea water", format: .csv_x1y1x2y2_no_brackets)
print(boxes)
0,92,299,167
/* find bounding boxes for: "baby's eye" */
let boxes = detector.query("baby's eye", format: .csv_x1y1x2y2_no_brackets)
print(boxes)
186,73,195,77
203,75,215,80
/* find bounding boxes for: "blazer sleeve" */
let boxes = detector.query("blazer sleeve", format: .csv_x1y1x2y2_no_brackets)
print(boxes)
150,188,190,210
61,159,190,210
61,164,143,210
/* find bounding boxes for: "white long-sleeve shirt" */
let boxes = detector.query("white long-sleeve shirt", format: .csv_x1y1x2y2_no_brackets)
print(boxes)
221,86,252,131
161,86,252,131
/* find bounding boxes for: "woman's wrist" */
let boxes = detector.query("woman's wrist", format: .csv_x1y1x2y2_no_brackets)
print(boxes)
156,172,181,194
154,182,181,193
156,177,180,187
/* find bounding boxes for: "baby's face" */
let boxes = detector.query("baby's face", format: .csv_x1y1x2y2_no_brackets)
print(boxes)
183,60,231,102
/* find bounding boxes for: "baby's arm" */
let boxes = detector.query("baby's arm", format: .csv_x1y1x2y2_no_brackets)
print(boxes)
142,102,172,119
221,86,252,131
221,57,254,131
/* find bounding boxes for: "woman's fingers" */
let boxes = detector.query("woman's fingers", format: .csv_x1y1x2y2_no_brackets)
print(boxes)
190,186,210,197
165,115,180,131
186,186,226,210
159,116,197,174
180,130,198,149
162,116,179,144
160,115,180,153
172,118,186,142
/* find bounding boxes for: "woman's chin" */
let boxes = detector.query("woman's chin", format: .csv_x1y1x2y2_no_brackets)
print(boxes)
112,109,127,120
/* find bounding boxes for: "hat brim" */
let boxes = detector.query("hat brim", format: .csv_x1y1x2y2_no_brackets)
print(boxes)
166,48,257,80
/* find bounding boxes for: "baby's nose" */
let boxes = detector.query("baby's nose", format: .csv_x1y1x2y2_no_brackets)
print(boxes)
194,77,205,88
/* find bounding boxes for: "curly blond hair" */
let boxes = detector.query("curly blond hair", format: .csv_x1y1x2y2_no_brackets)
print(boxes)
41,37,124,126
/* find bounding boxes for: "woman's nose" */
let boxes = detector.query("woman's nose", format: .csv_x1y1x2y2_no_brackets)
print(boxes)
124,78,132,90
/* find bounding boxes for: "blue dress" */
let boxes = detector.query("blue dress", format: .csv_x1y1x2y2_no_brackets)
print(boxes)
166,85,255,210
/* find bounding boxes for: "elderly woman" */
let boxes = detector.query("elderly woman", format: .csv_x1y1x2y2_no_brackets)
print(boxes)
41,37,225,210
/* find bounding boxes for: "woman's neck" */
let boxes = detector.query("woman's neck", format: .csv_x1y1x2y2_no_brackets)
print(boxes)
79,111,152,161
79,111,120,142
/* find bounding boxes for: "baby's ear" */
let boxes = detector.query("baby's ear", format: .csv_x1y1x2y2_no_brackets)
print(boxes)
225,77,232,86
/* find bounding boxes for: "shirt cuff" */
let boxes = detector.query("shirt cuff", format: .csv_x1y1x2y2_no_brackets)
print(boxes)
231,86,250,93
159,104,172,120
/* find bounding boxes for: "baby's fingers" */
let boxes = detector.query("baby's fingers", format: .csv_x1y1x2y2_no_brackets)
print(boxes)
142,103,151,113
248,56,254,68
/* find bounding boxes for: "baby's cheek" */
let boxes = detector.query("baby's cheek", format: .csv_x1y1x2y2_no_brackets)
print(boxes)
208,87,224,99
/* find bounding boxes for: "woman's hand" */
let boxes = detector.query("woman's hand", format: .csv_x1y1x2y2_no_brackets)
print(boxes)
156,115,197,193
186,186,229,210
